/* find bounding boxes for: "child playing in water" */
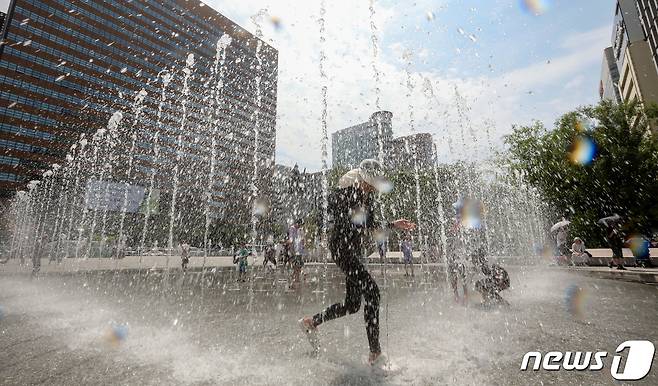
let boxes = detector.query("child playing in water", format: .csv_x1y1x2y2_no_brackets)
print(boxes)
233,245,250,282
288,219,305,289
180,241,190,271
401,234,414,277
472,253,510,306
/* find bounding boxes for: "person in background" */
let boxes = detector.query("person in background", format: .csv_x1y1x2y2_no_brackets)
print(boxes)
279,238,290,269
605,225,626,270
448,198,486,304
570,237,590,266
263,239,277,271
289,219,306,289
233,244,251,282
401,233,414,277
116,234,127,259
180,241,190,271
377,236,387,273
556,227,569,264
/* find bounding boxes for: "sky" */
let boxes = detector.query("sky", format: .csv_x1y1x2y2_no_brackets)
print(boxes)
0,0,615,170
203,0,616,170
0,0,8,13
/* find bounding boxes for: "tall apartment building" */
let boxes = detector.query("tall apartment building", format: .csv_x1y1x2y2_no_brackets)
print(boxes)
0,0,278,228
636,0,658,74
610,0,658,106
331,111,393,169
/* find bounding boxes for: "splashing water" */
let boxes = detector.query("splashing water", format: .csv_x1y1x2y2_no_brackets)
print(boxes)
140,69,172,259
168,52,196,268
319,0,330,302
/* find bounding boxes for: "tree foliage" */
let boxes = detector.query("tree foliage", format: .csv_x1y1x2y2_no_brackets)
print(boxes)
504,100,658,245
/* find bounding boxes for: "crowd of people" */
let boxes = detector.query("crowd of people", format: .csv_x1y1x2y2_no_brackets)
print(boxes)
552,215,656,269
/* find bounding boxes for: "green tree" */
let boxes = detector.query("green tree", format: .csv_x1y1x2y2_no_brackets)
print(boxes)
504,100,658,245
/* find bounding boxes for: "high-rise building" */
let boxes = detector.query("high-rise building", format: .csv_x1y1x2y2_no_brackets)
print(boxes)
636,0,658,74
331,111,435,171
600,47,622,102
388,132,434,171
0,0,278,227
331,111,393,169
611,0,658,106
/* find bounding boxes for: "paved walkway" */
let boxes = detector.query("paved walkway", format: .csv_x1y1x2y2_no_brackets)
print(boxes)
0,255,452,277
565,265,658,284
0,255,245,274
6,255,657,282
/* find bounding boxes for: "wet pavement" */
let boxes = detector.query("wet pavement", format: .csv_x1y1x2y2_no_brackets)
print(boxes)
1,264,657,385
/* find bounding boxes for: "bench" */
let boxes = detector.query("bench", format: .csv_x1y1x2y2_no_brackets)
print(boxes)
581,248,657,266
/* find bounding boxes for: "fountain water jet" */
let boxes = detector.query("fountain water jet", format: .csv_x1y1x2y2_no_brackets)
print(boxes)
139,70,172,265
203,34,232,273
247,9,267,312
116,88,149,258
317,0,331,303
167,53,195,272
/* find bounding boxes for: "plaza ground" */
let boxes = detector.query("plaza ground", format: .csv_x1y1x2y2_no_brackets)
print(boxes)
1,264,657,385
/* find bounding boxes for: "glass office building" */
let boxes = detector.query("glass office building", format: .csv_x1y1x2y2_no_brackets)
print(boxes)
0,0,278,226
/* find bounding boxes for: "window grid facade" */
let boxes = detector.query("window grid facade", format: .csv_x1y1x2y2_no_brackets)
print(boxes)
636,0,658,74
0,0,278,225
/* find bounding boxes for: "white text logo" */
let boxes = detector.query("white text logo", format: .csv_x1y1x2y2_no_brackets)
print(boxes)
520,340,655,381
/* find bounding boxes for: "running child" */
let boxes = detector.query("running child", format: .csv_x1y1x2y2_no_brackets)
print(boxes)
298,159,415,365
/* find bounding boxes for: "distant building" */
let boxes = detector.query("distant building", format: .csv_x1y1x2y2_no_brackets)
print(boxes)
600,47,622,102
0,11,5,29
271,164,323,232
388,132,434,171
611,0,658,106
332,111,393,169
332,111,436,171
636,0,658,74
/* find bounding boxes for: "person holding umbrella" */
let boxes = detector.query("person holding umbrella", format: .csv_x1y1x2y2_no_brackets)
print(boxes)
298,159,415,366
551,219,571,265
598,214,626,270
